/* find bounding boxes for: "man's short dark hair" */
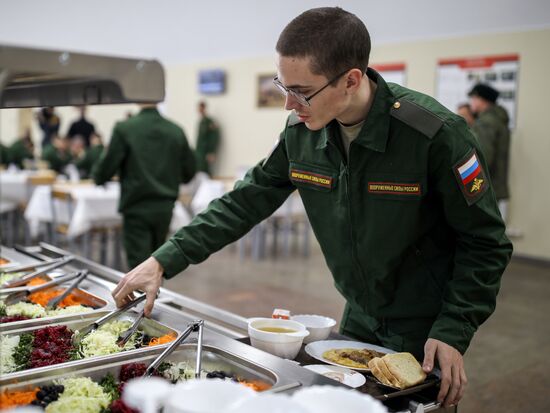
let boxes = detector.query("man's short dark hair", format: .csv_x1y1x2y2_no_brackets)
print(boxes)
276,7,371,79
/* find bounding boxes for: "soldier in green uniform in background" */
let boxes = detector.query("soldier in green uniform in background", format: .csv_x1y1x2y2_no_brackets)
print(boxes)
6,131,34,169
195,101,220,176
0,142,8,167
112,8,512,407
468,84,511,221
92,104,196,269
71,132,105,179
41,135,71,173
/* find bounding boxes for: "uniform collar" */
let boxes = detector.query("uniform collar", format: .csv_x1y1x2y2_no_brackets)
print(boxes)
316,68,395,152
140,107,160,115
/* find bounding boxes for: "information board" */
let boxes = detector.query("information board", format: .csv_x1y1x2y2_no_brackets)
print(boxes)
371,63,406,87
436,54,519,128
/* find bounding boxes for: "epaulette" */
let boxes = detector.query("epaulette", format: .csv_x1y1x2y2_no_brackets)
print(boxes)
287,112,304,127
390,99,444,139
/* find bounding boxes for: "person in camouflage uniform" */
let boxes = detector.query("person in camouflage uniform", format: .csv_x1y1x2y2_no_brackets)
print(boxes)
469,84,511,219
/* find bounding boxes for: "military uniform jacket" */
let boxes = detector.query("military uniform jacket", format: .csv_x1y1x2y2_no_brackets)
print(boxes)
195,116,220,173
41,144,71,173
472,105,510,200
154,70,512,353
93,108,196,214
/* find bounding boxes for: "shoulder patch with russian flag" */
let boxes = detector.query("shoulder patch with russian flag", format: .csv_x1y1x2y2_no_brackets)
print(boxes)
453,149,489,205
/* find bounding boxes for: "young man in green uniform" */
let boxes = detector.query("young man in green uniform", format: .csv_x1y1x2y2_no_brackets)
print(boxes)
71,133,105,179
6,132,34,169
92,104,196,269
112,8,512,407
41,135,71,173
195,101,220,176
468,84,511,220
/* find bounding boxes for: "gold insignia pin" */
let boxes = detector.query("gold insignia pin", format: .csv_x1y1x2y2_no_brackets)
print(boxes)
470,178,484,193
393,101,401,109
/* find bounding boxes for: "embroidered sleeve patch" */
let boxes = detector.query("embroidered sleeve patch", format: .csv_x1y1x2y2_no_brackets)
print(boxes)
368,182,421,196
290,169,333,189
453,149,489,205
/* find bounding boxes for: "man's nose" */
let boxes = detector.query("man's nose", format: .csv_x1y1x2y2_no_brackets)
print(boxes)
284,94,302,111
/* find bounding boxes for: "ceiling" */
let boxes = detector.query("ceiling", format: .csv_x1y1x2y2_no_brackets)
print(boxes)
1,0,549,65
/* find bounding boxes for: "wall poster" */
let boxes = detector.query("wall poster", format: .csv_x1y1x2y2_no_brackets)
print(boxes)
436,54,519,128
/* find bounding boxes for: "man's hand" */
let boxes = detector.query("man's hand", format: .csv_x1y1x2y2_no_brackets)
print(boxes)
423,338,467,407
112,256,164,317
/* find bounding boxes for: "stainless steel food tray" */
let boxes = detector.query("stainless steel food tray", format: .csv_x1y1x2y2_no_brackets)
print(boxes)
0,310,179,377
0,344,279,393
0,281,111,332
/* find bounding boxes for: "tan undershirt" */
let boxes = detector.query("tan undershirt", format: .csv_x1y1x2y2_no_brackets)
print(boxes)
338,119,365,159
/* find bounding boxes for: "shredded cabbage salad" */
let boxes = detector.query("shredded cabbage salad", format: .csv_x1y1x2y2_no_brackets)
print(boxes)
47,305,94,317
2,302,93,320
0,272,25,285
6,302,46,318
78,320,136,358
45,377,111,413
0,335,20,374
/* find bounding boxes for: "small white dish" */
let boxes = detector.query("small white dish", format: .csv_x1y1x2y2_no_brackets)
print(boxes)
303,364,366,388
290,314,336,343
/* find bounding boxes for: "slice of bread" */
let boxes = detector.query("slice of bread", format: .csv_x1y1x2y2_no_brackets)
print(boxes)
368,357,399,388
382,352,426,389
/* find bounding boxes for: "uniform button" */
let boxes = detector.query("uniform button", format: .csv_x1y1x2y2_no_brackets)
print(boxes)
393,101,401,109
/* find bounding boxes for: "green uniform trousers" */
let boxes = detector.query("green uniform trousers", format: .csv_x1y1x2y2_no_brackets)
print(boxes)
123,209,173,270
340,303,435,361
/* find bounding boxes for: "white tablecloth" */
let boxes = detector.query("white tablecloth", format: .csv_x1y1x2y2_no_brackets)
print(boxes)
24,182,192,239
0,170,34,203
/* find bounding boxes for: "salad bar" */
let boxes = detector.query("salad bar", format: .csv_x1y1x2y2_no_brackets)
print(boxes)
0,243,448,412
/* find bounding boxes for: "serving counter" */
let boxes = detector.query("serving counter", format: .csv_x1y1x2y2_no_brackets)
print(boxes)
0,243,451,412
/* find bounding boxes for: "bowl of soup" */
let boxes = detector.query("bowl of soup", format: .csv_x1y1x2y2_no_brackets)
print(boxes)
248,318,309,359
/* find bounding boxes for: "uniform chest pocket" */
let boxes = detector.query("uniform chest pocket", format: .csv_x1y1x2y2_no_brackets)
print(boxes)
365,172,427,201
289,160,338,192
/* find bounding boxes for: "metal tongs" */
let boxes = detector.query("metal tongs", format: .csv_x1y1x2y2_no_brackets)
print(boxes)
1,255,74,289
1,270,85,306
45,269,89,310
144,319,204,378
72,293,147,344
116,309,146,347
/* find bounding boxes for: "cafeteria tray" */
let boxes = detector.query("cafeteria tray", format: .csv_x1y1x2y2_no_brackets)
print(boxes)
0,344,278,392
0,310,179,377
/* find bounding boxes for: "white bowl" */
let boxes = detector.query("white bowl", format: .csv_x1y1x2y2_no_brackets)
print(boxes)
164,379,256,413
229,394,309,413
290,314,337,343
292,385,388,413
248,318,309,359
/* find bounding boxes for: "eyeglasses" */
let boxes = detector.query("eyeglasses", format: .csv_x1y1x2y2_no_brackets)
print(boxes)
273,69,350,107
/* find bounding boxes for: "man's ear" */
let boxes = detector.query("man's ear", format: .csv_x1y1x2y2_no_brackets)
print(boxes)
345,69,364,93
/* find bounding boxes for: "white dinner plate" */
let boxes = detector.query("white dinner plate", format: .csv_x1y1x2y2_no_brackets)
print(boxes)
305,340,396,371
304,364,366,388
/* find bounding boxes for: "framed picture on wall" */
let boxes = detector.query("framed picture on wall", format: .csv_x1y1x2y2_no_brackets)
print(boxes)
257,74,285,108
